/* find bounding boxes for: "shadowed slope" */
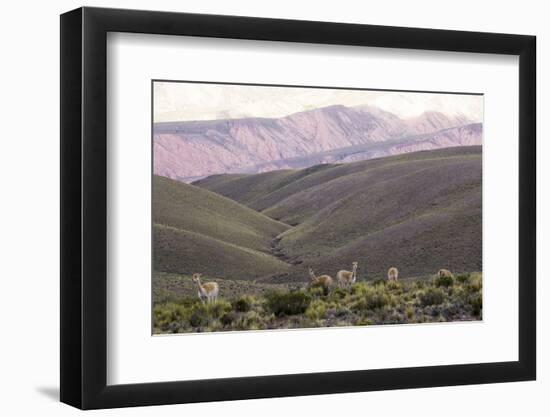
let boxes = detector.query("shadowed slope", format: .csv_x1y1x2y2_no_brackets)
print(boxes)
195,147,482,282
277,156,481,280
154,175,289,253
197,146,481,220
153,176,292,280
154,224,289,280
192,164,333,207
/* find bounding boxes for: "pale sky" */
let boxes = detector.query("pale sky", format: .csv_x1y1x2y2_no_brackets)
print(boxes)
153,81,483,123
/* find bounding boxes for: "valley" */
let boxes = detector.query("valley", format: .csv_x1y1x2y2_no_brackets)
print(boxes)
154,146,482,285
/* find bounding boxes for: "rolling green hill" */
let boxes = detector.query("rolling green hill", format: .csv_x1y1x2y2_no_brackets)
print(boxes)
193,147,482,281
195,146,481,218
153,176,290,280
154,175,289,252
192,163,334,209
154,224,289,279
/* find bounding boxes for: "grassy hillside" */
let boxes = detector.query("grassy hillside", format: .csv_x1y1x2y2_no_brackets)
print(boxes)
154,224,289,280
194,147,482,281
154,175,289,252
153,176,290,280
192,163,334,208
153,271,295,305
195,146,481,216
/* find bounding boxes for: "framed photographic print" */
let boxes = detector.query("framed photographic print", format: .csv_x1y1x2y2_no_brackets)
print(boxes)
60,6,536,409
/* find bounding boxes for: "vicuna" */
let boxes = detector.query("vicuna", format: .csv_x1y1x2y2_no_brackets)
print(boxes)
437,269,454,279
337,262,358,290
192,273,219,304
387,267,399,281
308,268,333,294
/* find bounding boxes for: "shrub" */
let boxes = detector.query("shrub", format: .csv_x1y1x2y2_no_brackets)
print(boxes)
265,290,311,317
455,273,471,284
307,285,326,297
415,280,426,289
435,274,454,288
467,274,483,293
220,311,238,326
206,319,224,332
234,311,265,330
386,280,402,291
419,287,445,306
356,317,374,326
166,321,182,333
305,299,328,320
233,296,253,312
469,293,483,316
329,287,348,300
351,282,370,296
189,305,209,327
406,305,415,320
371,278,386,287
349,286,389,312
153,302,189,330
206,300,232,318
386,309,407,324
365,289,389,310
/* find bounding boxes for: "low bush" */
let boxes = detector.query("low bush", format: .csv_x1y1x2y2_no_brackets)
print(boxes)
351,286,389,311
356,317,374,326
233,295,253,312
406,305,415,319
467,274,483,293
305,299,328,320
220,311,238,326
435,274,454,288
371,278,386,287
206,300,232,317
365,289,390,310
455,273,471,284
415,280,426,289
188,304,209,327
234,311,265,330
265,290,312,316
307,285,327,297
419,287,445,306
351,282,370,296
469,293,483,316
385,280,402,291
329,287,348,300
153,302,187,330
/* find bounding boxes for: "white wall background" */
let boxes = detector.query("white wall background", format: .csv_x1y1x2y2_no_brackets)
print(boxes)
0,0,545,415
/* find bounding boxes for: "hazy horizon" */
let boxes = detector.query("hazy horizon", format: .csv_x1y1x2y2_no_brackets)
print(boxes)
153,81,483,123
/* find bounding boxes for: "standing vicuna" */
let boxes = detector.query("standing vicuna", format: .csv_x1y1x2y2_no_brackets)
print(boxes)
437,269,454,279
308,267,333,294
192,273,219,304
387,267,399,281
336,262,358,290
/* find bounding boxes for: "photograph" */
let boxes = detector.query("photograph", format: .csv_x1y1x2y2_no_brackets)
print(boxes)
152,81,484,334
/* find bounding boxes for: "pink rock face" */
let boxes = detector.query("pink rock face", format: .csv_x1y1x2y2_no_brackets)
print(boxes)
388,124,483,155
153,105,482,182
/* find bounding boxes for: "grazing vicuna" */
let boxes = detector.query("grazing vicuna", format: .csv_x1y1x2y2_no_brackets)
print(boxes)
387,267,399,281
192,273,219,304
337,262,358,290
308,267,333,294
437,269,454,279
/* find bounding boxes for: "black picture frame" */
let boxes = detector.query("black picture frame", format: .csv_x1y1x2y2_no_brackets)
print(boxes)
60,6,536,410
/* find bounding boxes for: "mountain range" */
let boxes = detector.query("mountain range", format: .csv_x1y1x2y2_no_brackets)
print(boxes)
153,104,482,182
